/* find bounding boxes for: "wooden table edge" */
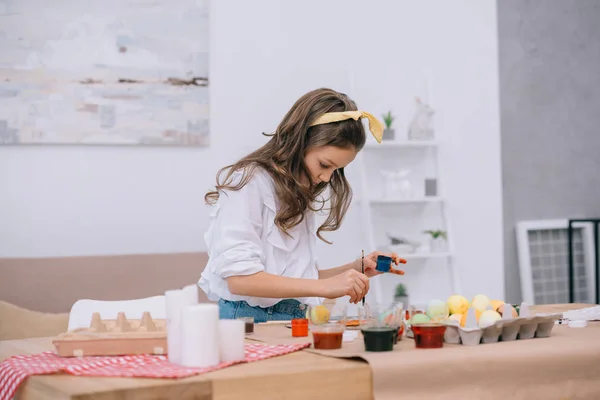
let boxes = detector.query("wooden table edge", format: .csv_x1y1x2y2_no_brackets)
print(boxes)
1,337,373,400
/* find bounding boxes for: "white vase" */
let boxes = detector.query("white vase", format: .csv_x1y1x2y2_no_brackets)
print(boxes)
430,237,447,253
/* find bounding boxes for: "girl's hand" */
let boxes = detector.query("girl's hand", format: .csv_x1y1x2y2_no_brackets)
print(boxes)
321,269,370,304
359,251,407,277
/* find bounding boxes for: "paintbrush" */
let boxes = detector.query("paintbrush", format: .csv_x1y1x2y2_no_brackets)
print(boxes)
361,249,365,306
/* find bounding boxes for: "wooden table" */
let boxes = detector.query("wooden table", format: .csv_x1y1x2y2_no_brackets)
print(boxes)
0,303,594,400
0,337,371,400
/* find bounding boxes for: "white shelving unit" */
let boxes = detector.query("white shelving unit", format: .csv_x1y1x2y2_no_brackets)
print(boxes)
398,252,452,260
363,140,440,149
366,197,444,204
354,139,460,305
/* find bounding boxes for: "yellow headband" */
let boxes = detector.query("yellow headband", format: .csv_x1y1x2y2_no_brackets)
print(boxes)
308,110,384,143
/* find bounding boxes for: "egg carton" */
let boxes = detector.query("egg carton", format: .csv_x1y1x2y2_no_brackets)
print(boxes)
53,311,167,357
442,303,562,346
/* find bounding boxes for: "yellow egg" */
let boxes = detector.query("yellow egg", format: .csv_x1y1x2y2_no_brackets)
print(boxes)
309,305,330,324
471,294,491,312
446,295,470,315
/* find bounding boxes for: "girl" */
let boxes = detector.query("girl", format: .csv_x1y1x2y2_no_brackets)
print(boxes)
199,88,405,322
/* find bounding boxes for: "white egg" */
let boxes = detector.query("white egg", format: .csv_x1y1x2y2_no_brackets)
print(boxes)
478,310,501,328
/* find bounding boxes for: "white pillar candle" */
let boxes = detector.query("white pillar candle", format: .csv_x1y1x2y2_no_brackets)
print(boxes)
180,304,220,368
218,320,246,363
182,283,199,304
165,289,185,364
165,289,197,364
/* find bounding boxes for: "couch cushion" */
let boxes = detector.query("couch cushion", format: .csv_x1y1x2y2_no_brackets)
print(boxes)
0,300,69,340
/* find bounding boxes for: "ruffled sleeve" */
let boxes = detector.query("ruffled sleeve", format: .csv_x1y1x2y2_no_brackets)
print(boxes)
204,169,267,279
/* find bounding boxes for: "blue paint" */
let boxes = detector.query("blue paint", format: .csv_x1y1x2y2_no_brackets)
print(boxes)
375,255,392,273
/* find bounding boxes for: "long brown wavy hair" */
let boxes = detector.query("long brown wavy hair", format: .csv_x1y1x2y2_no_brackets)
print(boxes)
205,88,366,243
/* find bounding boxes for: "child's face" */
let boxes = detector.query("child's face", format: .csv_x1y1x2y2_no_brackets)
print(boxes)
303,145,357,186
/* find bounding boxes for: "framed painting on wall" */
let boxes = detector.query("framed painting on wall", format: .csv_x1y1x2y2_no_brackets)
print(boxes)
0,0,209,146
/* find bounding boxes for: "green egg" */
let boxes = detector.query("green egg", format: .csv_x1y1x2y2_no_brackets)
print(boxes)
411,313,431,325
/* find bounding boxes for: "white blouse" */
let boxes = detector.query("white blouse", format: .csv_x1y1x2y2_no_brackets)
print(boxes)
198,167,321,308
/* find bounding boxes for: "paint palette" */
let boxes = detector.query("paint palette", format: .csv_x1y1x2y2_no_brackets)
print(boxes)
52,312,167,357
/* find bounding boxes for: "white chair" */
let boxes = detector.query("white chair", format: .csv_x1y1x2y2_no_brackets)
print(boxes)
67,295,166,331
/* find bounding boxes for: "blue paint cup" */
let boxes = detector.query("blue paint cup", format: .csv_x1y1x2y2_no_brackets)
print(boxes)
375,255,392,273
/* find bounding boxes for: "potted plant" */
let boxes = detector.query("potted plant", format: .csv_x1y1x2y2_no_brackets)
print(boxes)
394,283,409,308
382,111,395,141
423,230,447,253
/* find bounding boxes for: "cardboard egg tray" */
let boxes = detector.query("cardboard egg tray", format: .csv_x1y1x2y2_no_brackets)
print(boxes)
53,311,167,357
442,313,561,346
408,302,563,346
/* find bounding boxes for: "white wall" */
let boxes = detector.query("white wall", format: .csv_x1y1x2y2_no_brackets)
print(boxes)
0,0,503,302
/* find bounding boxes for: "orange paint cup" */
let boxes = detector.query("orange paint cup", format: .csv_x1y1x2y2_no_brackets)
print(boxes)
291,318,309,337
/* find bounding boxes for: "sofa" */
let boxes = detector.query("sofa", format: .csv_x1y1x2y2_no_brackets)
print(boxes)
0,252,210,340
0,252,210,314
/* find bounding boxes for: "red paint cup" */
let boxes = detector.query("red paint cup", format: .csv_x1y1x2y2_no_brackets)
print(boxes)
291,318,309,337
311,323,344,349
412,323,446,349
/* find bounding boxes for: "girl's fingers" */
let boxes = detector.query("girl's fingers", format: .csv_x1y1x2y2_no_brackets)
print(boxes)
354,274,367,293
389,268,405,275
358,272,372,290
355,270,369,286
365,258,377,270
350,282,361,303
390,252,407,265
352,281,363,303
348,293,357,304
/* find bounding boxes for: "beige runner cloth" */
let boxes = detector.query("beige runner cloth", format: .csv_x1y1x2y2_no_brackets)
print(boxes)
249,304,600,400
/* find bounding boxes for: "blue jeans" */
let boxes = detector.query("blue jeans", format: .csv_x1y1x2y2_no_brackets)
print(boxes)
218,298,307,322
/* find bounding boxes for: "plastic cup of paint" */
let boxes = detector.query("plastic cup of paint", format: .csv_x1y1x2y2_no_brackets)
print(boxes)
397,322,406,340
359,303,396,352
311,322,345,350
291,318,309,337
345,304,371,329
412,323,446,349
391,324,399,344
361,326,396,352
237,317,254,334
392,301,406,343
